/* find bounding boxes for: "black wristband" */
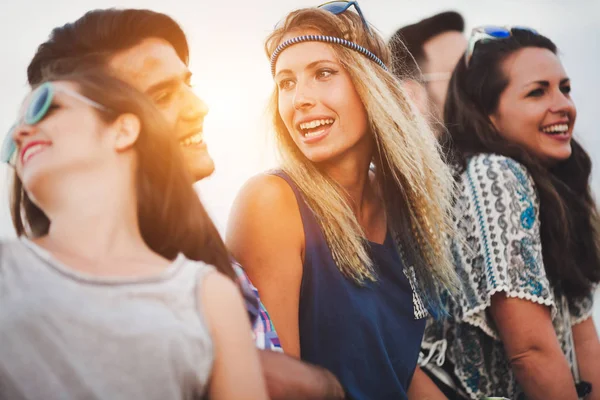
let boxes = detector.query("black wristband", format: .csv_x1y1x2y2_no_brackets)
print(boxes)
576,381,592,398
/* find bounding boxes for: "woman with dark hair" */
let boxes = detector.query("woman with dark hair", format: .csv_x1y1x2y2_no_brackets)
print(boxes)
421,27,600,400
0,70,267,400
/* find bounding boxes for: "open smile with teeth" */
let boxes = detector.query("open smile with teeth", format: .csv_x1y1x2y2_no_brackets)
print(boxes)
22,144,49,164
299,118,334,138
541,123,569,136
179,133,204,147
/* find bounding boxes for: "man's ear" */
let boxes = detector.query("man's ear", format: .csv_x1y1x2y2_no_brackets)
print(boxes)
401,79,429,116
112,113,141,152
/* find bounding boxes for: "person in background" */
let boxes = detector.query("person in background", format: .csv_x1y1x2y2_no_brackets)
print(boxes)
421,26,600,400
0,69,267,400
24,8,343,399
227,2,458,399
388,11,467,136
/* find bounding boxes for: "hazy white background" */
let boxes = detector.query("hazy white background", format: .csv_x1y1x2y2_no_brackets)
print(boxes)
1,0,599,328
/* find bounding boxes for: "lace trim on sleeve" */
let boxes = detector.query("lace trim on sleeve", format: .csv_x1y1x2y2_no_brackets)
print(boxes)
462,286,556,340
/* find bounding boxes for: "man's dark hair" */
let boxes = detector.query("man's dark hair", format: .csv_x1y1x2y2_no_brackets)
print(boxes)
388,11,464,79
27,8,189,85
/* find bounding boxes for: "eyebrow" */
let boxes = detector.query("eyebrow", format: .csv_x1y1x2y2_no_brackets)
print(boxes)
145,70,192,95
524,78,570,88
275,59,337,79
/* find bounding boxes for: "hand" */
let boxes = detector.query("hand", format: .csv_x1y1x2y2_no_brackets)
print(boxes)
259,350,345,400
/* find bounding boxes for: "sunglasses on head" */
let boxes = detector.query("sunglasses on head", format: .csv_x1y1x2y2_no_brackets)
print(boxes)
465,25,538,67
1,82,109,166
318,1,372,36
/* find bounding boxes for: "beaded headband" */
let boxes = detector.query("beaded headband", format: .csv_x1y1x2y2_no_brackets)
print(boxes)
270,34,388,77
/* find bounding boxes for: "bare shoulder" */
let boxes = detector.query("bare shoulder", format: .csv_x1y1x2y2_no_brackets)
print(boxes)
226,173,305,281
200,271,243,309
199,270,269,399
231,173,299,215
198,272,255,355
227,173,303,246
202,271,238,297
199,271,252,333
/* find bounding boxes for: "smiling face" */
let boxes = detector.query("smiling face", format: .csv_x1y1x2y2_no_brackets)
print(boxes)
109,38,213,180
490,47,576,164
12,81,118,197
274,32,370,165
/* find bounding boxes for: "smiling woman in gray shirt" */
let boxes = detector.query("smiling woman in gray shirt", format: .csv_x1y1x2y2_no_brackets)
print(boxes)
0,70,267,400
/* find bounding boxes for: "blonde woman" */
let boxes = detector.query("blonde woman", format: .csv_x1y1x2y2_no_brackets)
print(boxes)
228,2,456,398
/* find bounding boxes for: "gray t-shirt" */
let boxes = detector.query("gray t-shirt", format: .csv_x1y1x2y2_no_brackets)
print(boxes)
0,238,215,400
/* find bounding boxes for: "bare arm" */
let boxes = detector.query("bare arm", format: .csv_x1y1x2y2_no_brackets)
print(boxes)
407,367,447,400
490,293,578,400
572,317,600,400
201,272,268,400
228,175,346,399
259,350,345,400
227,175,304,357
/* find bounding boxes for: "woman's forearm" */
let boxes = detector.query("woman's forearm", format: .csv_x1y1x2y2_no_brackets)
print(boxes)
259,351,345,400
573,318,600,400
510,348,578,400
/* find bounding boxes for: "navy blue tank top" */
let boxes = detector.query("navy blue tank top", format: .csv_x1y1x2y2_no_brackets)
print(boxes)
274,172,427,400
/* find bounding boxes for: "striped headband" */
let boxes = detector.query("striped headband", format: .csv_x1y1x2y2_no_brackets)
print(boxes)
270,34,388,77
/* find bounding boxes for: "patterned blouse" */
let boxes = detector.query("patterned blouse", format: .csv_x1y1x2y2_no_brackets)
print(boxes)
421,153,595,400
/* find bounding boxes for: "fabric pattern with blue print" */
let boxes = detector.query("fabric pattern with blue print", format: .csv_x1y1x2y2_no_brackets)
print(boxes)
420,153,595,400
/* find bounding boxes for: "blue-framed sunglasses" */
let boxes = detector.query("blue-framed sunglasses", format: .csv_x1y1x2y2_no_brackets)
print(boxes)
465,25,538,67
318,1,372,36
1,82,109,166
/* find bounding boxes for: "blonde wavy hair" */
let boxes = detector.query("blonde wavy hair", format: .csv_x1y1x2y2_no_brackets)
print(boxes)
266,7,457,311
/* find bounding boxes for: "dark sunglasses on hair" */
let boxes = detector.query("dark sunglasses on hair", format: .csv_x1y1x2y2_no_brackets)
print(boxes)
318,1,373,36
1,82,109,166
465,25,538,67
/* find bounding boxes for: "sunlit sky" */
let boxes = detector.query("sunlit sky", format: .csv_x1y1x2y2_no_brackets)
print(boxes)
1,0,599,323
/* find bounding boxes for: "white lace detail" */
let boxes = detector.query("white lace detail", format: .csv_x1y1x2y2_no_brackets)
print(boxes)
571,311,592,326
420,154,587,399
419,339,447,367
403,266,429,319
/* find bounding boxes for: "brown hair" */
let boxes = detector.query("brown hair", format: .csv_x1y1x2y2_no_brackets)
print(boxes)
27,8,189,85
388,11,464,80
443,29,600,300
11,70,234,279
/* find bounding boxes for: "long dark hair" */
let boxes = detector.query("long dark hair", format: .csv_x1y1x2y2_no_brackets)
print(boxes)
442,29,600,300
10,70,235,280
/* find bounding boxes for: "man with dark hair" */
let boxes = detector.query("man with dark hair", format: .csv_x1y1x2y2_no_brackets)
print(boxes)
27,8,344,399
28,9,213,181
389,11,467,136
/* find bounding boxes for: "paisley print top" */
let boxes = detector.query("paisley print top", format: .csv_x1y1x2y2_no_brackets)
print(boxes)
421,153,595,399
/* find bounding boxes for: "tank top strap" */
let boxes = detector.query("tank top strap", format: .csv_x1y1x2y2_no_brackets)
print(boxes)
269,170,325,248
270,170,429,320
